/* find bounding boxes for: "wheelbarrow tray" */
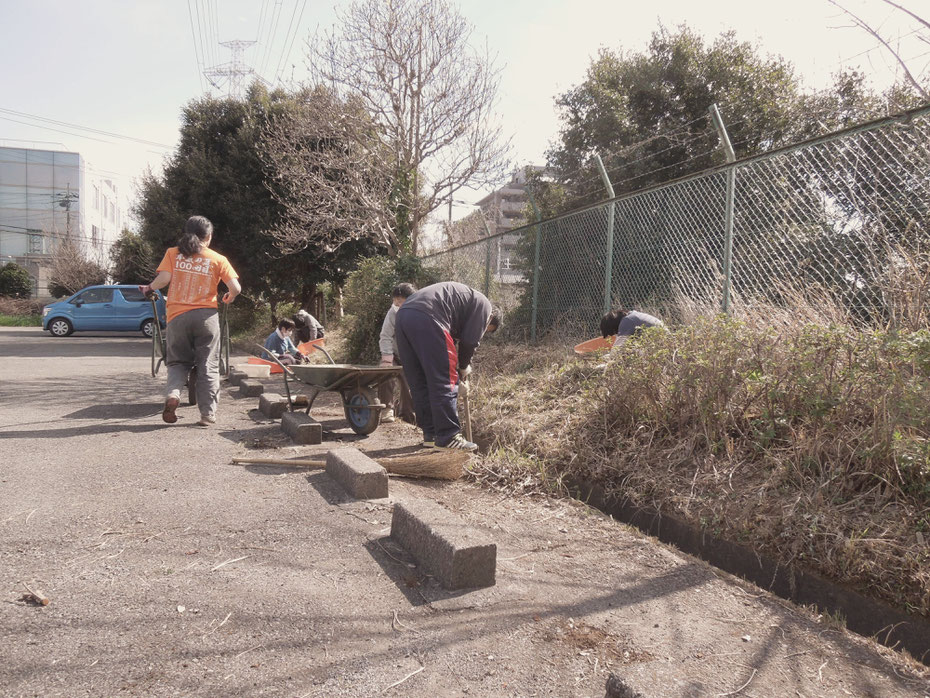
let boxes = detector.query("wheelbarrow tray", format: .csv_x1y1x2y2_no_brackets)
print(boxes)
289,363,402,391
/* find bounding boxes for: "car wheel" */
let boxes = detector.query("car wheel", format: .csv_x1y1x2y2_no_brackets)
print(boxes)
141,318,155,338
48,318,73,337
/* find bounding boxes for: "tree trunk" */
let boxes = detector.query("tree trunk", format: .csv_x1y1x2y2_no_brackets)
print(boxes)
300,283,317,313
333,284,344,321
269,298,278,323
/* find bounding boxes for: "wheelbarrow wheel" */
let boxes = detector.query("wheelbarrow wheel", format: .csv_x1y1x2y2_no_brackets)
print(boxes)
187,367,198,406
343,387,380,435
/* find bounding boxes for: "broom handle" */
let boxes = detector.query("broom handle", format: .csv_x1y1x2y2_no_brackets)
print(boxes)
232,457,324,468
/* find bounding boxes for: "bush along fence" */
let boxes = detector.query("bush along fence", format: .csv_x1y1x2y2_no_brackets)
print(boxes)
421,103,930,340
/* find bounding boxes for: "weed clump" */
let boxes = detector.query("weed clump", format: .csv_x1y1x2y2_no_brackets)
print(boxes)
471,316,930,617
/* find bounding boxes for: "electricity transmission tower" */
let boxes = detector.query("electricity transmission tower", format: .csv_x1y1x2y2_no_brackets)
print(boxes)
204,40,261,98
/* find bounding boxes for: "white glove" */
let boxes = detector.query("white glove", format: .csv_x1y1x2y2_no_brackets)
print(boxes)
459,364,473,378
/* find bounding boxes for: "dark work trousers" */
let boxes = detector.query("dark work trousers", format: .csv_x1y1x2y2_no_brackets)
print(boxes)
395,307,460,445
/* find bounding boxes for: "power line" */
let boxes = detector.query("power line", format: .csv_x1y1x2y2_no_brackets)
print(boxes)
0,115,114,145
274,0,305,84
194,0,211,80
256,0,269,47
260,0,285,81
0,108,174,149
187,0,206,92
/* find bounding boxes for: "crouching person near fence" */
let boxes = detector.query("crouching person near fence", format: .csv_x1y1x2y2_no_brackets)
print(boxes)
395,281,500,451
600,307,664,357
378,283,417,424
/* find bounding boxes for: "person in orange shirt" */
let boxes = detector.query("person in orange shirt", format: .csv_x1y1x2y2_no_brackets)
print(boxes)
140,216,241,426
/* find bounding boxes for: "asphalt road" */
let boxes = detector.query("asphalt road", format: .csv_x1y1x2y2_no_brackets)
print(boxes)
1,327,928,697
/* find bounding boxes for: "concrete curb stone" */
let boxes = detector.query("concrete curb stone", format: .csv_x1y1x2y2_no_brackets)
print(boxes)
391,499,496,590
325,447,388,499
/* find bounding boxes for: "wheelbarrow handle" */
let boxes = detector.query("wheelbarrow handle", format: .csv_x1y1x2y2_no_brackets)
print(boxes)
252,344,296,377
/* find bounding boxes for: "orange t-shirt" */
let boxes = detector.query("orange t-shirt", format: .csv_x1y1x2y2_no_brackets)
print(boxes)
156,246,238,323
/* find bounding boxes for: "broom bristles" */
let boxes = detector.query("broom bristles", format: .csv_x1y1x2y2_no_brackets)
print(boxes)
231,450,469,480
381,451,469,480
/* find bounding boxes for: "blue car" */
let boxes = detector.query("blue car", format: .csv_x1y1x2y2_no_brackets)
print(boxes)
42,285,167,338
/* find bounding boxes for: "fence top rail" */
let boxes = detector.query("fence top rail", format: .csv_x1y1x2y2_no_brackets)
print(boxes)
420,101,930,261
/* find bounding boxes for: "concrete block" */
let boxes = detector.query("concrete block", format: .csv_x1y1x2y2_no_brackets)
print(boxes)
239,379,264,397
235,363,271,378
325,448,389,499
391,499,496,590
281,411,322,445
227,370,247,387
259,393,288,419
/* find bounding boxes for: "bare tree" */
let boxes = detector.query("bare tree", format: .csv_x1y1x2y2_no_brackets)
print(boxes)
828,0,930,101
305,0,510,254
261,87,398,253
48,236,108,296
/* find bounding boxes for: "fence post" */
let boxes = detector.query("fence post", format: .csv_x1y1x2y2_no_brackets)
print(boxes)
709,103,737,313
481,214,493,298
527,190,543,343
594,153,616,314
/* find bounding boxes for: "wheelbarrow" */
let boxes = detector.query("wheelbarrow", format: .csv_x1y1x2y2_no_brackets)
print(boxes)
258,347,402,435
148,291,231,406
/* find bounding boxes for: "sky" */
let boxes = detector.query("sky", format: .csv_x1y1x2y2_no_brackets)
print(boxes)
1,0,927,228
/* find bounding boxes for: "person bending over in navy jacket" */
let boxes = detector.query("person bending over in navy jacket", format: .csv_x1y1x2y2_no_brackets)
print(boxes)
395,282,501,451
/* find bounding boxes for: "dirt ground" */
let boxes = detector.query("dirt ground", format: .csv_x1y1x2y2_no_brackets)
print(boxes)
1,326,929,698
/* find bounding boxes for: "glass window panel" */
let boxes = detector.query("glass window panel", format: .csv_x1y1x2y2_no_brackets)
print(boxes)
27,150,54,165
54,165,80,192
54,152,80,167
0,184,27,208
119,288,146,302
0,148,27,163
26,163,53,188
74,288,112,304
0,152,27,186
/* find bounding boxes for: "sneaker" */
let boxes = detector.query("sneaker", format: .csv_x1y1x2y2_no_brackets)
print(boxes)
197,415,216,427
422,433,435,448
435,434,478,451
381,409,395,423
162,396,180,424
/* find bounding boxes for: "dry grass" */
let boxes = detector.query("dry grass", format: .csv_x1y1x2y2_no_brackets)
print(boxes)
468,284,930,618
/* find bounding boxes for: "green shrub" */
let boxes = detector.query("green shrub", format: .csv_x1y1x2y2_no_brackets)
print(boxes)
342,255,440,363
0,263,33,298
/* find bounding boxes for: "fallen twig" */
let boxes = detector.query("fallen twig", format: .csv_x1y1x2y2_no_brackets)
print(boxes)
20,581,49,606
234,644,262,659
716,668,757,697
382,666,424,693
211,556,250,572
391,609,415,632
204,612,232,638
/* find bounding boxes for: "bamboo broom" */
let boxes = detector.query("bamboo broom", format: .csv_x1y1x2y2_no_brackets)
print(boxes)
231,449,469,480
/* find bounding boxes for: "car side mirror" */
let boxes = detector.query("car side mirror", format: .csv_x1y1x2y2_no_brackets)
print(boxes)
74,300,84,307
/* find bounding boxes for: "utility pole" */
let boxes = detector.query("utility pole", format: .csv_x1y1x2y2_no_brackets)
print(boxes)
57,184,79,238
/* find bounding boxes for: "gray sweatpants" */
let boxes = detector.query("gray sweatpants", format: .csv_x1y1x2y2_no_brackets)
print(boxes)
165,308,220,419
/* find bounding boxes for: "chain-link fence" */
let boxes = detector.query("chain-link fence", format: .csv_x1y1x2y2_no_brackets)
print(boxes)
422,104,930,340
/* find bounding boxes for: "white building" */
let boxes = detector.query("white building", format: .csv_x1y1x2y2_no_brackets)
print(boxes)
476,167,545,280
0,146,122,296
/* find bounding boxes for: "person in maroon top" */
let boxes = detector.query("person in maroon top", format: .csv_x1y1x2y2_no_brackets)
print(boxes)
395,282,500,451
